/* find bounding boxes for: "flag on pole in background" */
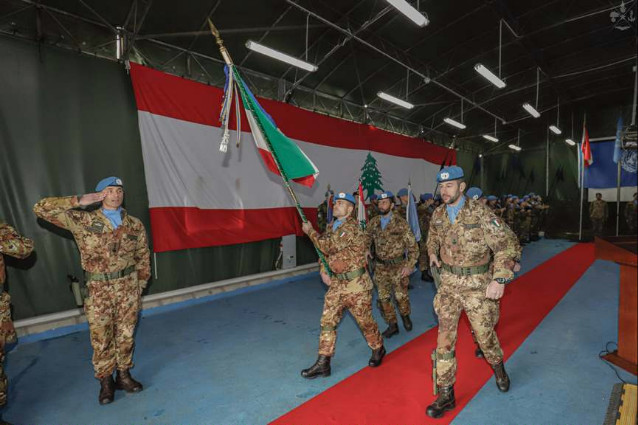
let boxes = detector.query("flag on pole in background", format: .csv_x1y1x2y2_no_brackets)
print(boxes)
581,123,593,167
406,183,421,242
357,181,367,229
613,116,623,164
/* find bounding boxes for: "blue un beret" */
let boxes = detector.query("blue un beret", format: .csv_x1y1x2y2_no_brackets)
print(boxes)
437,166,464,183
378,191,394,200
370,193,378,201
420,193,433,202
397,188,409,197
334,192,356,205
466,187,483,200
487,195,498,201
95,176,123,192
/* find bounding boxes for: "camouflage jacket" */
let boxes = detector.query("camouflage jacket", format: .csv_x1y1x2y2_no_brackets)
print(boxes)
589,199,608,220
427,198,519,282
33,196,151,282
0,221,34,285
418,204,433,237
317,202,328,233
366,212,419,267
308,216,372,293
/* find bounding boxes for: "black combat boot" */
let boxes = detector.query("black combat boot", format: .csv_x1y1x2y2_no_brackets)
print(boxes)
491,361,510,392
98,375,115,405
421,271,433,282
401,314,413,331
474,347,484,358
115,369,143,393
301,355,331,379
368,346,386,367
426,386,456,418
382,322,399,338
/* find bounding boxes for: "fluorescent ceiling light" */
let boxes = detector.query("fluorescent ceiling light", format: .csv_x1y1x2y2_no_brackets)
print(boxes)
377,91,414,109
565,138,576,146
549,125,562,135
245,40,318,72
522,103,540,118
443,117,466,129
508,144,522,151
482,134,499,142
385,0,429,27
474,64,506,89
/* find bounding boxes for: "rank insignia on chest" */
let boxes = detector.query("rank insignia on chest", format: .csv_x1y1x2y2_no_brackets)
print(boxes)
491,219,502,228
452,238,458,245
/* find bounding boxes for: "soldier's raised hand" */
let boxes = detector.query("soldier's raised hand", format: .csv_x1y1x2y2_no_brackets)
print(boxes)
78,192,106,206
301,221,313,235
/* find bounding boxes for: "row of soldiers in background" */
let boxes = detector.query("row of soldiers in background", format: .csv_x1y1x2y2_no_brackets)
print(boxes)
317,187,548,285
589,192,637,236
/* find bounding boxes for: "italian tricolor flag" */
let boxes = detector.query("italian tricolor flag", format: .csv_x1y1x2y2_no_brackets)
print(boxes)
129,64,454,252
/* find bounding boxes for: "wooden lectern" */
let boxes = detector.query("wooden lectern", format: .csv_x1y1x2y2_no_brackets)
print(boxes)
595,236,637,375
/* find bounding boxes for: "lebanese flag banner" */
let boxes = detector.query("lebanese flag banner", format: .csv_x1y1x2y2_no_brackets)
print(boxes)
129,63,455,252
581,124,593,167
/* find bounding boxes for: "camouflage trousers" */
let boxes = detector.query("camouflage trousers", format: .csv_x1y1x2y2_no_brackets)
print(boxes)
418,241,430,272
84,274,141,379
374,263,411,324
433,287,503,387
591,218,605,235
0,291,16,407
318,288,383,357
0,348,6,407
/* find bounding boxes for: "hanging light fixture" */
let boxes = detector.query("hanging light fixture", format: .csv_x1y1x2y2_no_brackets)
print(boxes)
443,99,466,129
474,64,506,88
482,118,499,142
509,129,522,151
522,68,542,118
377,91,414,109
549,98,562,134
384,0,429,27
246,40,318,72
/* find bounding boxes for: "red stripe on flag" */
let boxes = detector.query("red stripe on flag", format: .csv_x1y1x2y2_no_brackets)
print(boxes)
149,207,317,252
130,63,455,165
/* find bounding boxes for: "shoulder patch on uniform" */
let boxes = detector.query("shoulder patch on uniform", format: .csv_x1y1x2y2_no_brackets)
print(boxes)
491,218,502,228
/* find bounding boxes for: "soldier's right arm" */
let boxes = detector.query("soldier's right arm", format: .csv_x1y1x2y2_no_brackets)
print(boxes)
0,221,34,259
33,196,86,232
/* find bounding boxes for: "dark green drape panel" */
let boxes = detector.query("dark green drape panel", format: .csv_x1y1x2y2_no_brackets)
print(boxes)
0,37,281,320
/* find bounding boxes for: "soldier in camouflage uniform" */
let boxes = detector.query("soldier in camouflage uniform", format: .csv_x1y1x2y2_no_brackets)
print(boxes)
625,193,637,234
425,166,518,419
316,190,333,233
395,188,408,218
300,192,385,379
33,176,150,405
589,193,608,236
367,193,379,221
418,193,435,282
366,191,419,338
0,221,33,421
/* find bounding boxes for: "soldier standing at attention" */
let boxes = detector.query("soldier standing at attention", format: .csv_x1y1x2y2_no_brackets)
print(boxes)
418,193,435,282
34,177,150,405
589,192,608,236
0,221,33,424
425,166,518,419
300,192,385,379
396,187,409,218
366,191,419,338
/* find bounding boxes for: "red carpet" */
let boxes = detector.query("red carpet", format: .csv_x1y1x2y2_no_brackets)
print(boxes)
272,243,595,425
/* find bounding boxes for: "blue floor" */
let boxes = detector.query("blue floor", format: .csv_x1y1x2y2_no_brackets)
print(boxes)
4,238,632,425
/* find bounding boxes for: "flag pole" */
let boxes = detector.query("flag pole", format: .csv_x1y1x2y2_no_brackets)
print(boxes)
578,113,586,241
616,158,621,236
208,20,332,274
